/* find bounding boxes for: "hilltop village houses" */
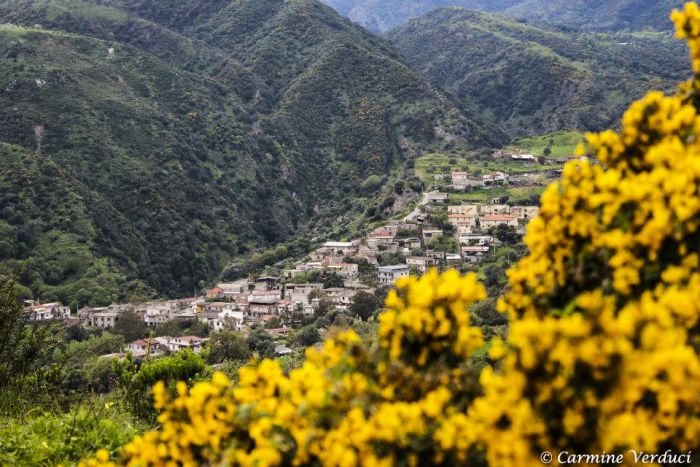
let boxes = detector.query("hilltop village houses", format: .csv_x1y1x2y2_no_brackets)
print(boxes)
24,179,540,361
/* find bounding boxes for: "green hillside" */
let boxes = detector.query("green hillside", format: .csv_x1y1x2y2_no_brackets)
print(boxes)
507,0,684,32
387,8,689,137
0,0,503,305
322,0,684,33
507,131,584,157
320,0,519,32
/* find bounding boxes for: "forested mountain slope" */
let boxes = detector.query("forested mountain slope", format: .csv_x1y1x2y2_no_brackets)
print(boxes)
320,0,518,33
0,0,501,305
322,0,684,32
387,8,689,136
507,0,684,32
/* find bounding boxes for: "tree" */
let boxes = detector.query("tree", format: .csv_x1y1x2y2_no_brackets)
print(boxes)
294,326,320,347
374,285,391,301
308,289,323,301
113,311,148,342
114,350,207,422
360,175,382,193
155,318,209,338
0,276,59,392
490,224,519,245
470,297,507,327
314,298,335,319
263,317,282,329
208,331,250,364
348,291,383,321
428,235,459,254
246,328,276,359
322,272,344,289
307,271,345,289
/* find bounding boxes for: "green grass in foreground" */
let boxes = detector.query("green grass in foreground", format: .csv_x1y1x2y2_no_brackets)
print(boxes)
0,399,145,465
507,131,584,157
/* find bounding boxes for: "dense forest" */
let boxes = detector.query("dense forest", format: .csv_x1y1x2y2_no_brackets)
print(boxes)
322,0,685,33
0,0,501,305
387,8,689,136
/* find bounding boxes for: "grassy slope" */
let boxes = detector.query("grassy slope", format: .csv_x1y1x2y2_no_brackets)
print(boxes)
507,130,584,157
0,400,145,465
387,8,689,138
414,151,549,204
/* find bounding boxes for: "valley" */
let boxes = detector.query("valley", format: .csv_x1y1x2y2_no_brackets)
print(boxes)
1,1,698,464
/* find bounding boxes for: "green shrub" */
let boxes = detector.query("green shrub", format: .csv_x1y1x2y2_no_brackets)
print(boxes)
0,402,143,465
114,351,208,423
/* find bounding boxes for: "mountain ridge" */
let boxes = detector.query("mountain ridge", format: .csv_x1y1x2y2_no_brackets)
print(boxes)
0,0,502,305
387,7,689,136
321,0,685,33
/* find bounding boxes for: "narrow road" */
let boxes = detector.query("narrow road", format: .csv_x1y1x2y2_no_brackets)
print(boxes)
403,190,439,222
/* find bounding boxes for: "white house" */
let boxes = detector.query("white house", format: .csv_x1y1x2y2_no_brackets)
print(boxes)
510,206,540,220
454,222,476,235
480,214,519,229
320,240,360,257
406,257,435,273
422,229,443,243
378,265,410,284
445,254,462,264
425,192,449,203
480,204,510,216
248,289,280,304
27,302,70,321
325,262,359,279
511,154,537,162
447,213,477,227
127,338,164,355
451,172,470,190
462,246,491,262
459,235,495,246
482,172,508,186
89,311,119,329
168,336,204,353
143,306,171,327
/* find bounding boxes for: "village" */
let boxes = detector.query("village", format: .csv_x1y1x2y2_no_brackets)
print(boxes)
21,164,545,361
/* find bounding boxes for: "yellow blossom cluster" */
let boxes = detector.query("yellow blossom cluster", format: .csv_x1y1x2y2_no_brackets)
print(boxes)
379,270,485,365
85,3,700,466
472,4,700,464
